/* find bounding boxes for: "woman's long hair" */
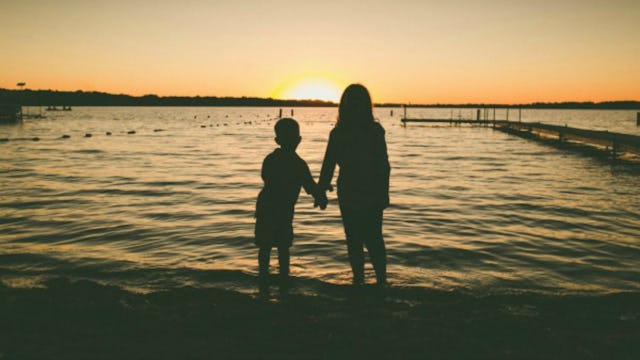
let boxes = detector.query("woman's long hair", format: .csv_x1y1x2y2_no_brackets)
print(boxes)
336,84,375,128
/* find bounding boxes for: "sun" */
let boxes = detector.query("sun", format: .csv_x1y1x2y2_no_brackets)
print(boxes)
273,78,343,103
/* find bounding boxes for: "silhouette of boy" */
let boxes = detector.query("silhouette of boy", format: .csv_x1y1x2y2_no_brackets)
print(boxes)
255,118,327,285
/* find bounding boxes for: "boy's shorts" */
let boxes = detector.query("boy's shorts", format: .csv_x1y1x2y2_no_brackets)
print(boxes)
254,216,293,248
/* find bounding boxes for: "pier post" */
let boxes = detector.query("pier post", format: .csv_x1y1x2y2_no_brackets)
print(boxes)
518,108,522,122
476,109,481,122
403,105,407,119
291,109,294,116
278,108,283,118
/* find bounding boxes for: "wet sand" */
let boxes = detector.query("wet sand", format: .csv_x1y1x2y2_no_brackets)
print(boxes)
1,278,638,359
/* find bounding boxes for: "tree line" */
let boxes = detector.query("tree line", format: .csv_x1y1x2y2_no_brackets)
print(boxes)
0,89,336,107
1,88,638,109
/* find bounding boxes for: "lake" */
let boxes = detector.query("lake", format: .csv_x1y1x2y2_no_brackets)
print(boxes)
1,107,639,295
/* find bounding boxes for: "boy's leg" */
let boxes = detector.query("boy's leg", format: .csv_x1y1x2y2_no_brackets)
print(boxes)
258,247,271,277
277,246,290,278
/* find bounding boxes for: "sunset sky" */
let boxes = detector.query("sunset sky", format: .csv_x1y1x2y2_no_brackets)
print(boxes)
1,0,639,104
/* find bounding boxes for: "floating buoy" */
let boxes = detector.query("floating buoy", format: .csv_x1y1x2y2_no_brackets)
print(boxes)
61,134,71,139
32,137,40,141
127,130,136,134
106,132,112,136
201,125,206,128
85,133,92,138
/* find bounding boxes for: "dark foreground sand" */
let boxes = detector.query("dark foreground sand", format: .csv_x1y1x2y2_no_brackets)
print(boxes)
1,278,638,359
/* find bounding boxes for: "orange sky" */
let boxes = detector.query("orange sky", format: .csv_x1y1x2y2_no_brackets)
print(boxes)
1,0,639,104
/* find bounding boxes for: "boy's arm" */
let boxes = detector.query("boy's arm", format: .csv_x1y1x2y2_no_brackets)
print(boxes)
262,154,278,185
300,160,316,195
301,160,328,210
261,156,270,183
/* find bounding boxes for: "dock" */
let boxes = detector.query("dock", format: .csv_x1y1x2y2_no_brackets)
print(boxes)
0,104,22,124
401,117,640,160
401,118,492,125
492,120,640,157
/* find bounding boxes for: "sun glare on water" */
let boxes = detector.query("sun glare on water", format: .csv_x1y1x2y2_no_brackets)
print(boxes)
275,78,343,103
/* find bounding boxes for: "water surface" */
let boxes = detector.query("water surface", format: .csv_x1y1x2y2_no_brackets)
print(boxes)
1,107,639,295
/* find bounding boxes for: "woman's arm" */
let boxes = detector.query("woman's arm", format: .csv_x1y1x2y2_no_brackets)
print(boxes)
318,130,338,192
378,125,391,208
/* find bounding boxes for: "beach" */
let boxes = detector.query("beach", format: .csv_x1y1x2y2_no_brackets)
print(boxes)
1,277,639,359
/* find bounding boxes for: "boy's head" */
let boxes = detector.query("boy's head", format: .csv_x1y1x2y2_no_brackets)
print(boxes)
274,118,301,150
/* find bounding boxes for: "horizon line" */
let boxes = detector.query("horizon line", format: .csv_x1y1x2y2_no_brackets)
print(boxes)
2,87,640,107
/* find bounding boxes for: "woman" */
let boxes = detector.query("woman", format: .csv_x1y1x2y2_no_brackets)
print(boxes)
318,84,390,285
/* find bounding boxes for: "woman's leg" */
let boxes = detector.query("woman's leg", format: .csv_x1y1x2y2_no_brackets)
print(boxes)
258,247,271,277
364,209,387,284
340,206,365,285
347,240,365,285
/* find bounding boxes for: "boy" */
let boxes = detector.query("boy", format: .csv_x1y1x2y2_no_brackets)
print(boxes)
254,118,326,286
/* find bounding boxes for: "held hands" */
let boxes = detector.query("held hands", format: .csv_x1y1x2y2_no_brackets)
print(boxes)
313,185,333,210
313,190,329,210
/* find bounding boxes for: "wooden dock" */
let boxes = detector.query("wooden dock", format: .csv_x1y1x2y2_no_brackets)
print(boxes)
401,118,640,159
0,104,22,124
401,118,492,125
493,121,640,157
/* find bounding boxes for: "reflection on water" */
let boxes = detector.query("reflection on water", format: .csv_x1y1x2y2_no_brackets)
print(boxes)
1,107,639,295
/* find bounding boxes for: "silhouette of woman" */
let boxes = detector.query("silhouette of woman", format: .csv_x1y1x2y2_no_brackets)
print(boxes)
318,84,390,285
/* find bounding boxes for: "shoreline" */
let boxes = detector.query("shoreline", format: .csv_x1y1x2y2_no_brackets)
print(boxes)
1,278,638,359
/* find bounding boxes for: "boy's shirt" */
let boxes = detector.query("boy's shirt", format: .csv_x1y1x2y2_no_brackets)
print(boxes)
256,148,315,226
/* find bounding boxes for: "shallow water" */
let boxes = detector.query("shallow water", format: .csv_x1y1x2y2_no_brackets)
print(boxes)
1,107,639,295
